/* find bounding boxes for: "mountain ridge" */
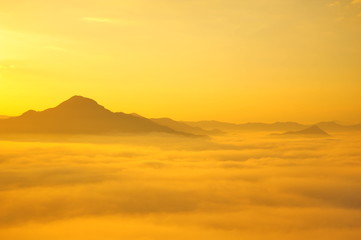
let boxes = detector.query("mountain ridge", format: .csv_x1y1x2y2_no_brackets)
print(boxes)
0,96,359,135
185,120,361,132
0,96,188,135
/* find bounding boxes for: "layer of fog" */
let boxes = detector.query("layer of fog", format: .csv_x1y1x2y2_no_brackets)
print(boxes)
0,132,360,239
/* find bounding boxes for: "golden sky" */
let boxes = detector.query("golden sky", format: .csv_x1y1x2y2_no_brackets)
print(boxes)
0,0,360,123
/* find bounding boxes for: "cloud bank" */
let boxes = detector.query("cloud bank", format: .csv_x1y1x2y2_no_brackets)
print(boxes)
0,133,360,239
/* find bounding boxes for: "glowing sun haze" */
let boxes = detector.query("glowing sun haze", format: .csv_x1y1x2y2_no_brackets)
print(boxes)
1,0,360,123
1,2,361,239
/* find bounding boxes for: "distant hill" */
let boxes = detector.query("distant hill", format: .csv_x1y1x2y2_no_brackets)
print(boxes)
238,122,307,132
316,121,361,132
282,125,330,136
0,96,186,135
0,115,9,119
151,118,222,136
184,121,242,131
186,120,361,133
185,120,307,132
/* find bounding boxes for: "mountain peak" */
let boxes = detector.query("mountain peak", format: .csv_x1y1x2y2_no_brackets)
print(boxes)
285,125,329,136
62,95,98,105
56,95,102,108
0,95,181,135
305,125,325,132
48,95,111,116
21,109,38,117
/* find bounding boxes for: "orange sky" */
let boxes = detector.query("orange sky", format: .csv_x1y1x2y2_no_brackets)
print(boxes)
0,0,360,123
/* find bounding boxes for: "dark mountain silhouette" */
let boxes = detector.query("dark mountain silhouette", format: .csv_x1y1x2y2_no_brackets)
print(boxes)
0,96,185,135
130,113,145,118
0,96,358,136
282,125,330,136
151,118,223,136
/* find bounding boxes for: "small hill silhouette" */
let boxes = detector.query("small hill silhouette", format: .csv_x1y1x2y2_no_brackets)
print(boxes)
151,118,222,136
283,125,330,136
0,96,184,135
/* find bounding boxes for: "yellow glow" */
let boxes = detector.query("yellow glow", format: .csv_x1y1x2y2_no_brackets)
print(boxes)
1,1,361,237
82,17,114,23
0,0,360,123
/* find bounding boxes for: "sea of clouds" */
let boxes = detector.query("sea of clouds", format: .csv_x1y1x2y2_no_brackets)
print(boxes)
0,132,360,239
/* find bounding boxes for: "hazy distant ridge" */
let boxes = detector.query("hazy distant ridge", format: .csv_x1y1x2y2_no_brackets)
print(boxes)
185,120,361,132
0,96,359,135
